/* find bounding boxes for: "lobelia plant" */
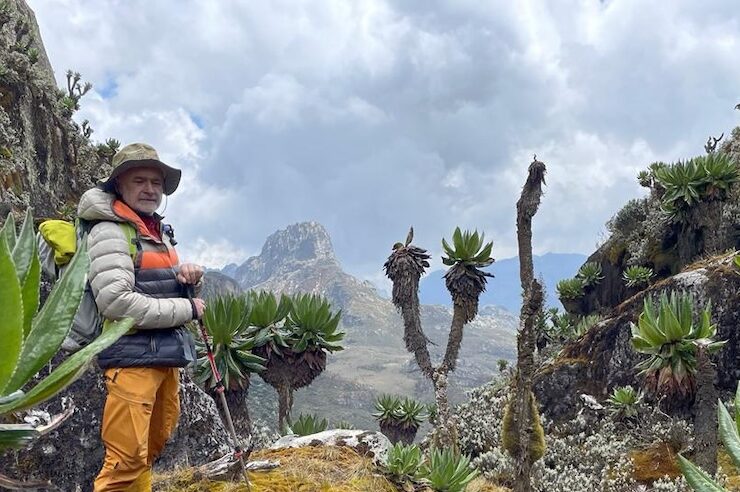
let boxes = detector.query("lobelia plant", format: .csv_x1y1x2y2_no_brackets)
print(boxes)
623,265,655,289
631,291,726,400
556,277,585,300
608,385,643,420
0,211,132,485
677,381,740,491
384,443,423,480
572,314,603,339
283,413,328,437
416,448,479,492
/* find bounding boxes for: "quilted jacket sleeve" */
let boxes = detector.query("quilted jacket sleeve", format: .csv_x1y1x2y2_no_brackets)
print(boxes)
87,222,194,328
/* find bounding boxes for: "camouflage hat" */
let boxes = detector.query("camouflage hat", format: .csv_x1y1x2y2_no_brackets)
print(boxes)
99,143,182,195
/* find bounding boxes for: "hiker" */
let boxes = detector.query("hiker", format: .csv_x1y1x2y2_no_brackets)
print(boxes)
78,143,206,491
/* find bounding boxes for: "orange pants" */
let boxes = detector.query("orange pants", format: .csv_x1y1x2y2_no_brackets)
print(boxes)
94,367,180,492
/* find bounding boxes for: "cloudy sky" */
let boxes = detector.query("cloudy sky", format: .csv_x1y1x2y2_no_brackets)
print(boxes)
29,0,739,288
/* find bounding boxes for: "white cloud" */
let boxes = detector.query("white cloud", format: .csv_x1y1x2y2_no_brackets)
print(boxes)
27,0,740,284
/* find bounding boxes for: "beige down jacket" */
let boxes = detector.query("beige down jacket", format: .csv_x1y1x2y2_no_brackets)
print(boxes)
77,188,194,329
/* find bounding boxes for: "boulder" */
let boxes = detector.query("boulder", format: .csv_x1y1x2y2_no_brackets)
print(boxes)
271,429,391,465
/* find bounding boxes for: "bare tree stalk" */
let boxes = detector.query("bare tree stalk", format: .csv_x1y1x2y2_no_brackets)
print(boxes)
508,157,547,492
441,302,467,372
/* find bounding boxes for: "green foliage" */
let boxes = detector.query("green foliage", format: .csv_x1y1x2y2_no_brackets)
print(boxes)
623,265,655,288
631,292,725,398
556,277,585,300
384,443,423,479
577,262,604,287
194,295,265,391
441,227,494,268
734,254,740,271
497,359,508,372
608,385,642,419
27,47,38,64
0,211,132,450
502,390,546,463
573,314,603,338
285,293,344,353
654,153,739,222
284,413,328,436
247,290,292,355
373,395,427,429
416,448,479,492
677,381,740,491
334,420,355,430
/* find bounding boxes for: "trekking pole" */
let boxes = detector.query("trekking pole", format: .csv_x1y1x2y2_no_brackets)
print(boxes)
187,285,252,490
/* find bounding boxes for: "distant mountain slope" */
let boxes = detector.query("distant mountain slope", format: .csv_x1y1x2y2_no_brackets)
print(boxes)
208,222,518,428
419,253,587,312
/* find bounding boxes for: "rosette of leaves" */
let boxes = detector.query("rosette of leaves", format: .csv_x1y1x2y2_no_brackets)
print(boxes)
253,292,343,429
556,277,585,301
383,227,431,309
283,413,328,436
374,395,425,445
623,265,654,289
700,152,739,201
631,292,726,400
0,211,132,452
442,227,494,323
248,290,292,357
576,262,604,287
654,158,706,208
678,381,740,491
608,385,642,419
416,448,479,492
384,443,423,480
194,294,265,431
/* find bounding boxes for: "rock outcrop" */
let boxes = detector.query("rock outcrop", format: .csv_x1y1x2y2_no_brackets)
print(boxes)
0,0,112,220
535,253,740,421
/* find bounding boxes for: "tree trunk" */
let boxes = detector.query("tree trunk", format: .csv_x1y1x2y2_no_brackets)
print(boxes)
277,384,291,432
223,389,251,439
693,346,718,475
431,370,457,449
441,302,467,373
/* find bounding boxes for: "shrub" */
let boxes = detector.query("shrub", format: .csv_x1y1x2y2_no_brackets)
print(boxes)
284,413,328,436
384,443,423,479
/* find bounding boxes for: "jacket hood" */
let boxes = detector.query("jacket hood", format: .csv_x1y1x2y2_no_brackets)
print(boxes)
78,187,122,222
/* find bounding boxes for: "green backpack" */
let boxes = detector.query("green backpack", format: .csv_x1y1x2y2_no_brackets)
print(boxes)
37,218,137,352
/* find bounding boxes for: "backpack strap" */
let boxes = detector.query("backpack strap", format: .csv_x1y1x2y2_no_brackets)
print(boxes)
117,222,141,268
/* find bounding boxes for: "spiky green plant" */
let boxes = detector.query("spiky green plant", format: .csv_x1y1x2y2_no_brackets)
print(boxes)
734,255,740,270
0,211,132,450
395,397,427,429
373,394,402,425
637,170,653,188
631,292,726,399
556,278,585,300
384,443,423,479
623,265,655,288
577,262,604,287
573,314,603,339
284,293,344,353
654,158,706,207
677,381,740,491
608,385,643,419
442,227,494,322
334,420,355,430
283,413,328,436
248,290,292,356
497,359,508,372
194,294,265,392
701,152,739,200
416,448,479,492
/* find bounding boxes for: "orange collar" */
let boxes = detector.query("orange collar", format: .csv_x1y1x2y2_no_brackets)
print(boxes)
112,200,159,240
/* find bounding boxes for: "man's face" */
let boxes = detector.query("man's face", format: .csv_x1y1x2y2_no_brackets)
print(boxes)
116,166,164,215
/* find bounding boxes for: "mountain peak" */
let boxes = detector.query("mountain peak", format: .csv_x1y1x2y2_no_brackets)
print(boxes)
231,221,338,288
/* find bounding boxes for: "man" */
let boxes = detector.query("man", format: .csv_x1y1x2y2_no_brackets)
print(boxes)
77,142,206,491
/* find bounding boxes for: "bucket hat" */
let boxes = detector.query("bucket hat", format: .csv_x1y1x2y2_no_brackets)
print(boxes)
99,143,181,195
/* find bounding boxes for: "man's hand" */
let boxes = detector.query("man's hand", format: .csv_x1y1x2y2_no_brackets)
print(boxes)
177,263,204,285
192,298,206,319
